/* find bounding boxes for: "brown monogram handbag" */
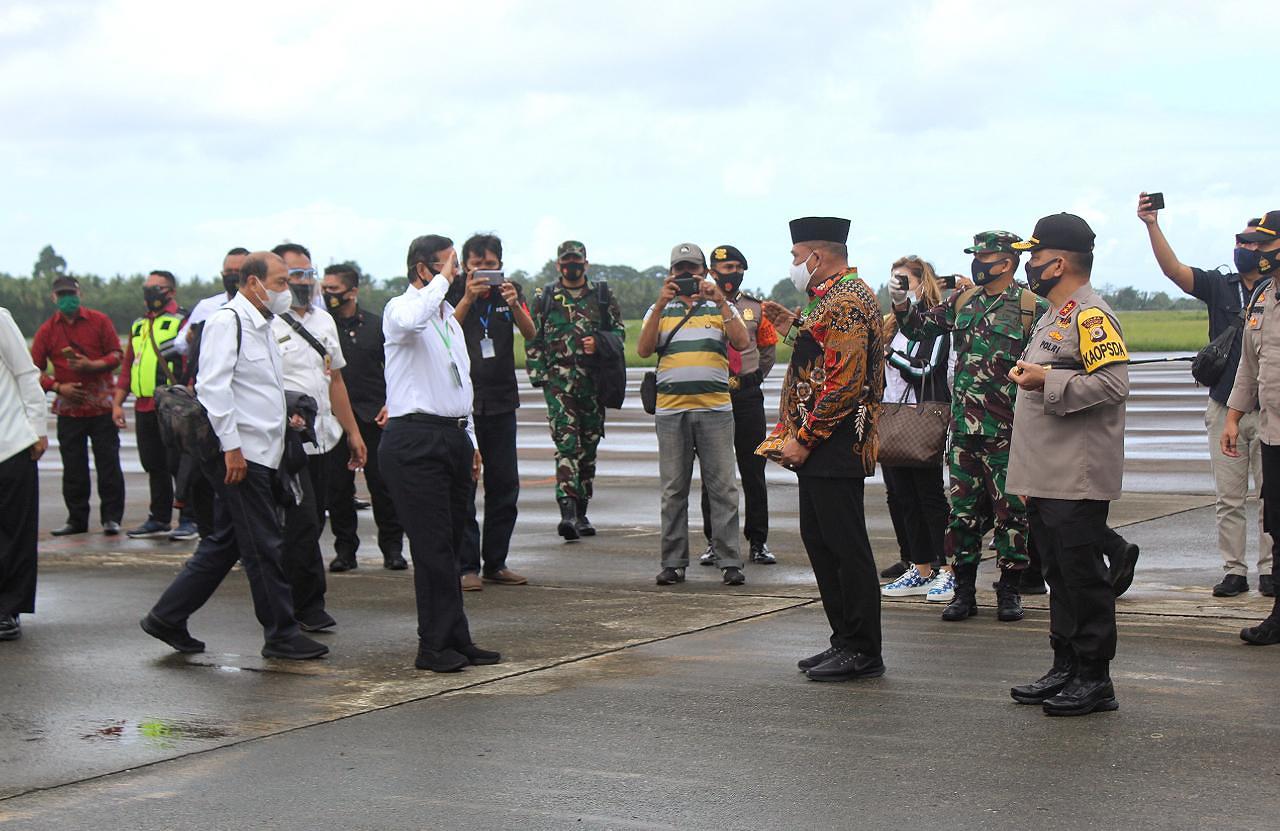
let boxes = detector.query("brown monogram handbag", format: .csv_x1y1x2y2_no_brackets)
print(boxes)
876,364,949,468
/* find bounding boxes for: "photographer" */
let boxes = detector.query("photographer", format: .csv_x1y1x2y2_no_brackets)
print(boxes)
637,243,750,587
1139,194,1273,599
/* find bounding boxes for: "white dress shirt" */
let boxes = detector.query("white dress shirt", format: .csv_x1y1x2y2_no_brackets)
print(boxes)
383,275,476,445
174,291,231,356
0,308,48,462
196,293,287,469
272,307,348,455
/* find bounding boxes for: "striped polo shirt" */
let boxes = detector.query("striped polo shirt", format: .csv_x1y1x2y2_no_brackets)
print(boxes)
645,300,731,414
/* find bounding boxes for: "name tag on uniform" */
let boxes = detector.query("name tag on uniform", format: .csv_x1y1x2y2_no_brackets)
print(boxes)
479,337,496,359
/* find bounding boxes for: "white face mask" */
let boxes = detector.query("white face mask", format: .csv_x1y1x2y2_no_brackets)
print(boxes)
789,251,817,294
251,278,292,316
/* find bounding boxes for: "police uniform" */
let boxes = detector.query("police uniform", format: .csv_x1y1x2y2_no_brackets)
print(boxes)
1005,213,1129,716
699,245,779,565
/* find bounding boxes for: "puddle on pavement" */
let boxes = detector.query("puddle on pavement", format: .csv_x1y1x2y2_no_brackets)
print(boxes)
80,718,231,747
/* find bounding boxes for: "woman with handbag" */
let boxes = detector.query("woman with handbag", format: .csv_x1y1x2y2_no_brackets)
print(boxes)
879,257,954,601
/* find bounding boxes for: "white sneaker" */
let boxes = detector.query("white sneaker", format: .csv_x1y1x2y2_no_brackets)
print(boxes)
881,565,933,597
926,570,956,602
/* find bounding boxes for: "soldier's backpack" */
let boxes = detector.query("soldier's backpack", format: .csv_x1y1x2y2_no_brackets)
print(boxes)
953,284,1041,338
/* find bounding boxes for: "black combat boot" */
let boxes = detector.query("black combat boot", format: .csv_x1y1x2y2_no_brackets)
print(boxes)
1042,656,1119,716
942,562,978,621
996,569,1025,622
575,499,596,537
1011,642,1075,704
557,496,580,541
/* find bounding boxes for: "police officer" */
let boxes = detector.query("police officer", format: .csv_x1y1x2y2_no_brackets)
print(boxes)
1006,213,1129,717
1222,208,1280,644
526,241,625,541
698,245,780,566
893,232,1048,622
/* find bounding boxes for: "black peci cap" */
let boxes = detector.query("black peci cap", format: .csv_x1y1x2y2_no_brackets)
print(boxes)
1011,213,1095,254
789,216,850,245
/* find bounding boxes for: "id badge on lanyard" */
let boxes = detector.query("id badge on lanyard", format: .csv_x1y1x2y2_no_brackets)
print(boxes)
478,304,496,359
431,318,466,387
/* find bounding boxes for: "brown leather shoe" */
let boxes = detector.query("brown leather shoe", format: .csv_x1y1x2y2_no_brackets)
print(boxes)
460,573,483,592
482,568,528,586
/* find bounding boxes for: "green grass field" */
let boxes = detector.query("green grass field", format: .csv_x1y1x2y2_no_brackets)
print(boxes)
511,310,1208,369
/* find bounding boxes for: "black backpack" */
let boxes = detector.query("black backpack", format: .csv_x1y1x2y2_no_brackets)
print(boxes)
537,279,627,409
156,309,241,460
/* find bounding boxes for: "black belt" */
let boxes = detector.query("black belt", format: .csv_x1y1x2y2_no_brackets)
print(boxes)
390,413,470,430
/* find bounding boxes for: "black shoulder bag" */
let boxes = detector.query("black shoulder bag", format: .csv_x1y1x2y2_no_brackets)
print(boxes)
641,303,700,415
588,280,627,410
1192,278,1271,387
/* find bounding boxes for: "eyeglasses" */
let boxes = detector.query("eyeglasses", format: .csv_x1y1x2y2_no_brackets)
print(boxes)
288,268,318,280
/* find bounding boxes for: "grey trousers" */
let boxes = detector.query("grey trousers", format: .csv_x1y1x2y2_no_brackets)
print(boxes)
1205,399,1273,576
656,410,743,569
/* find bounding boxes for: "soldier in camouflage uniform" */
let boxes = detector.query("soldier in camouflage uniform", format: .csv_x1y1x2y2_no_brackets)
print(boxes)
526,241,625,541
893,230,1050,623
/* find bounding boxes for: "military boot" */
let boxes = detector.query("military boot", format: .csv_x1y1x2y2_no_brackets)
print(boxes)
557,497,580,541
575,499,596,537
941,562,978,621
996,569,1025,622
1010,642,1075,704
1042,657,1119,716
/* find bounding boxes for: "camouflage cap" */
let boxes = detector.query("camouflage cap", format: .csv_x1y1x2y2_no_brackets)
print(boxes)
557,240,587,259
964,230,1023,255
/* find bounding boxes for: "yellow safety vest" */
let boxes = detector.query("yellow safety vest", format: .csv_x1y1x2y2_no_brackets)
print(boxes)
129,313,182,398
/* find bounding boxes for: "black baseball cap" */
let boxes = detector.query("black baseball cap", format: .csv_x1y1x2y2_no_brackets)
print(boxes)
51,275,79,292
1238,210,1280,244
1011,213,1095,254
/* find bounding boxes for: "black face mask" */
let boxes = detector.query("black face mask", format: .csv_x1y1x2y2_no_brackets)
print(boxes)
323,290,350,312
289,283,313,307
1024,257,1062,297
143,286,169,312
222,271,241,297
970,258,1008,286
718,274,743,295
560,263,586,283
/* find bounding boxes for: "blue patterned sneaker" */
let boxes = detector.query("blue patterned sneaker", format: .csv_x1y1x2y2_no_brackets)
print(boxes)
881,565,933,597
925,569,956,602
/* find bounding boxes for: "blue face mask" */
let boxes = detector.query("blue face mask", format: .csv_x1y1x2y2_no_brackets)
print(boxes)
1235,247,1262,275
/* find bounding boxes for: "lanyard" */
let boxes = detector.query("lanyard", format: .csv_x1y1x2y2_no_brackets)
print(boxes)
800,271,859,319
429,317,453,351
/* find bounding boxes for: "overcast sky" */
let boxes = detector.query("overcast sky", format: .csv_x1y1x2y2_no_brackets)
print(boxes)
0,0,1271,295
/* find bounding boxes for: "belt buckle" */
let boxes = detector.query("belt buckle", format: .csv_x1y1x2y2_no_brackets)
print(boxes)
456,418,468,430
728,376,741,392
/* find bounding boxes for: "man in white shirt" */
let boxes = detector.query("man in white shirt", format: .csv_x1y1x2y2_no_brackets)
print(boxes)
269,243,367,633
142,252,328,661
381,234,500,673
0,308,49,642
176,247,248,359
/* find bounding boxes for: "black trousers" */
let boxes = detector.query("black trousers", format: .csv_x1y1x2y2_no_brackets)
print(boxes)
186,462,216,538
150,460,299,643
327,417,404,559
880,464,947,566
1259,443,1280,620
459,411,520,576
135,409,175,524
702,387,770,546
1028,497,1116,661
380,419,474,651
0,450,38,616
56,414,125,527
798,475,881,657
280,455,328,619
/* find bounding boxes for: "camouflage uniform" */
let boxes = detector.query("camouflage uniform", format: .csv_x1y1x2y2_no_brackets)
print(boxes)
526,241,625,503
896,231,1050,568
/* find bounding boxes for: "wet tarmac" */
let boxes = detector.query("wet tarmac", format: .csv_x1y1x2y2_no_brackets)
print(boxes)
3,358,1278,829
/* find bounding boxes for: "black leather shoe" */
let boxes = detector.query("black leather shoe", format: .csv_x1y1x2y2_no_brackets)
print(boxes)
0,614,21,642
805,649,886,682
574,500,596,537
699,545,717,566
262,634,329,660
1042,675,1119,717
298,611,337,632
797,646,840,671
458,643,501,665
329,556,358,573
1261,574,1275,598
750,543,777,564
656,567,685,585
102,521,122,536
383,553,408,570
1011,662,1075,704
1213,574,1249,597
880,560,909,580
722,566,746,586
1109,542,1140,597
996,586,1025,622
557,497,580,541
942,593,977,621
51,523,88,537
415,646,467,672
1240,618,1280,645
139,613,205,653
